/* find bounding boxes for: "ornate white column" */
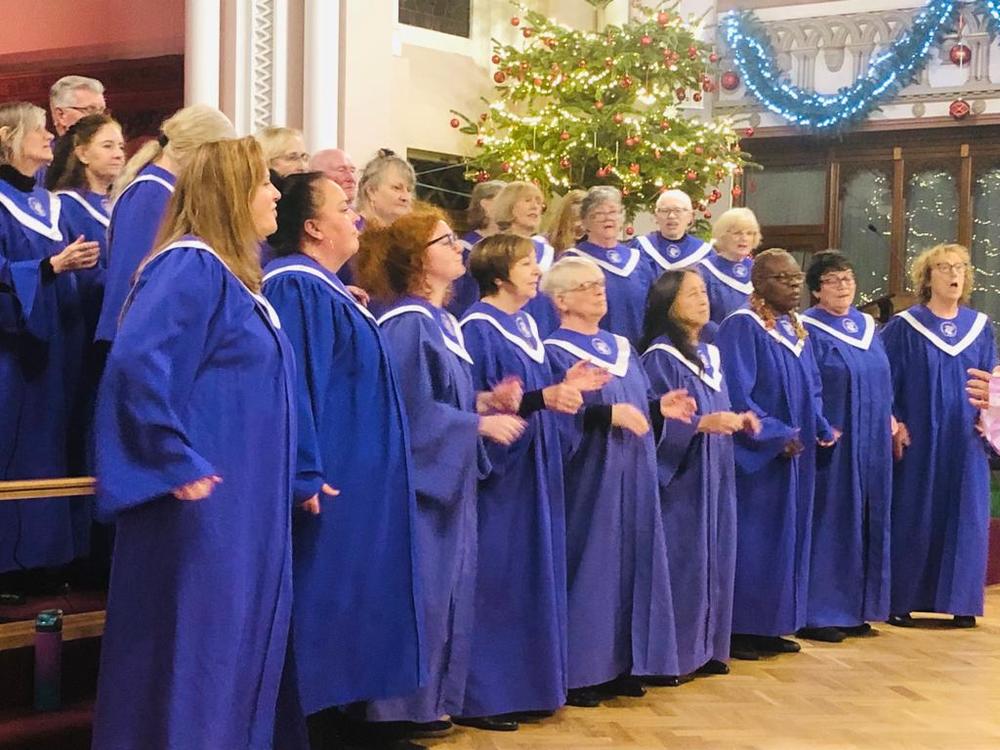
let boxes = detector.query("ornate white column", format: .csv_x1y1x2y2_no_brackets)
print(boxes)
303,0,342,150
185,0,221,107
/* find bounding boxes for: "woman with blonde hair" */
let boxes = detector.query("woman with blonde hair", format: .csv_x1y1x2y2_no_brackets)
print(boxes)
701,207,760,340
255,126,309,177
91,137,301,749
881,243,996,628
95,103,235,343
356,148,415,230
0,101,100,582
542,188,586,256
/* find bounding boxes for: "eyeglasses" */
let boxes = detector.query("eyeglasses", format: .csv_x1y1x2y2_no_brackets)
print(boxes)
566,279,606,293
426,232,457,248
277,152,310,164
590,210,621,220
820,273,855,288
764,272,805,286
64,105,106,116
655,208,691,217
932,262,968,274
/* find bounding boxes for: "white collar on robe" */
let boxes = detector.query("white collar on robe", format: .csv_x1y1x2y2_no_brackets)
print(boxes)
531,235,555,272
112,173,174,213
543,330,631,378
728,307,805,357
461,307,546,363
635,233,713,271
261,263,376,321
644,341,723,392
699,255,754,294
563,243,641,277
896,307,988,357
800,308,875,350
0,187,63,241
55,189,110,228
378,303,473,364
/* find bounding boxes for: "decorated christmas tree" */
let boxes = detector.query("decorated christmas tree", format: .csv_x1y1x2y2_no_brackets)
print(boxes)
450,1,750,228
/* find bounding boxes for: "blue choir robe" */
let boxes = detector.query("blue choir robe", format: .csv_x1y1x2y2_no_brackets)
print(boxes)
544,328,678,686
800,307,893,627
715,308,833,636
881,305,997,616
523,234,559,337
94,164,175,343
0,179,88,572
368,296,484,722
699,253,753,342
92,239,300,750
633,231,713,273
459,301,568,716
641,338,737,674
562,241,659,345
446,229,484,318
261,256,424,713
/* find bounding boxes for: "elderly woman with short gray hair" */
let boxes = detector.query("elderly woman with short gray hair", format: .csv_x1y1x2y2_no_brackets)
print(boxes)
561,186,659,344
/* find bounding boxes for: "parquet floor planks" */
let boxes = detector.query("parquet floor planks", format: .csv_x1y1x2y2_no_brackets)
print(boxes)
424,586,1000,750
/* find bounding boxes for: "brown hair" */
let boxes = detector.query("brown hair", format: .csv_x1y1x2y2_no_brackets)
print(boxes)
357,207,446,301
149,137,268,291
466,179,504,231
469,233,535,297
542,188,586,255
910,243,973,305
492,181,543,231
46,113,121,192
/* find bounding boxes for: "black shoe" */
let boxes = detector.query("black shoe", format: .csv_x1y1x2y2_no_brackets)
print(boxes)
952,615,977,628
503,710,554,722
566,688,604,707
751,636,801,653
453,715,519,732
887,613,915,628
641,674,693,687
796,627,846,643
396,720,452,738
839,623,876,637
596,675,646,697
729,635,759,661
696,659,730,675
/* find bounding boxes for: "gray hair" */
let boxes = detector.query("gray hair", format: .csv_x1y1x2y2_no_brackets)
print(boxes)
580,185,622,221
356,148,416,216
49,76,105,108
541,255,603,298
0,102,46,166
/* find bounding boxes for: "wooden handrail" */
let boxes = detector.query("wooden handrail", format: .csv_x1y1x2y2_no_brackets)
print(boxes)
0,611,105,650
0,478,96,502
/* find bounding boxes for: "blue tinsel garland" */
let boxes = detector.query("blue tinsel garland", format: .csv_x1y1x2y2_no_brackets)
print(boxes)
720,0,994,131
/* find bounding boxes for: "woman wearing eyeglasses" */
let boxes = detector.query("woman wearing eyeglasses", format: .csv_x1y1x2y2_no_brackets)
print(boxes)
634,189,713,273
715,249,837,660
562,186,659,346
797,251,893,642
880,244,996,628
254,126,309,178
700,208,760,341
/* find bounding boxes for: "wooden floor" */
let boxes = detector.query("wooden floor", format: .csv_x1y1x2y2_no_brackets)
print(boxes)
424,586,1000,750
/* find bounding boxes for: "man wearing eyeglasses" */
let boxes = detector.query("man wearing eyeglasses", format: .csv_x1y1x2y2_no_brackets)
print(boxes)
49,75,107,137
634,189,713,272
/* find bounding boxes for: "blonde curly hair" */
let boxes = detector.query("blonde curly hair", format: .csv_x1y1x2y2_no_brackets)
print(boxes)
910,243,973,305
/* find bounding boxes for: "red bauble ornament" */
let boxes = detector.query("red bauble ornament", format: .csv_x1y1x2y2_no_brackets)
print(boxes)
595,100,605,111
744,126,755,137
596,166,607,178
676,88,687,101
479,113,488,122
950,44,972,66
620,75,633,89
640,35,653,47
532,77,543,86
491,54,501,65
625,225,635,236
659,119,670,130
449,117,460,128
522,27,534,38
475,170,490,182
709,52,719,63
732,185,743,198
703,210,712,219
949,98,971,120
694,146,704,155
702,80,715,92
612,112,624,125
657,11,670,26
560,157,571,169
493,71,506,84
693,92,703,102
500,162,511,173
475,138,483,147
510,16,520,26
629,163,640,174
688,46,698,58
720,71,740,91
685,170,698,181
560,131,570,141
707,193,718,204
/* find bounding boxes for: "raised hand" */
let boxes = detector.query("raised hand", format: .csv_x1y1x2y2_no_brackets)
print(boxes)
966,367,997,409
49,235,100,273
697,412,746,435
346,285,370,307
611,403,650,436
172,474,222,501
542,383,584,414
488,376,524,414
563,360,611,393
892,422,911,461
659,389,697,422
479,414,527,445
818,428,842,448
741,411,762,435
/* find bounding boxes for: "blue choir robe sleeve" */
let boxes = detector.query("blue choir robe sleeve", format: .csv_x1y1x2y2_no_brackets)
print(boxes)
806,341,835,442
381,313,482,505
261,275,332,504
642,350,700,485
542,346,593,462
95,251,221,518
0,221,53,339
716,315,798,472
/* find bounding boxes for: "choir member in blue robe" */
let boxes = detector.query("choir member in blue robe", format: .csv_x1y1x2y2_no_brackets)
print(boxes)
0,102,100,578
640,269,760,678
715,249,837,660
261,173,426,722
458,234,611,728
542,256,700,704
633,189,714,274
95,104,235,343
91,137,306,750
356,211,525,740
881,244,997,627
491,180,559,335
563,186,658,345
448,179,503,318
798,252,893,640
699,208,760,342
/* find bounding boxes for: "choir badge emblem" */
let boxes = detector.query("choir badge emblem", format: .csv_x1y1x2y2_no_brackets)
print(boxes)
733,263,748,278
698,350,711,368
516,316,532,338
592,338,612,356
667,244,681,259
842,318,859,333
607,249,622,264
441,314,455,336
27,196,45,216
781,319,796,336
940,321,958,338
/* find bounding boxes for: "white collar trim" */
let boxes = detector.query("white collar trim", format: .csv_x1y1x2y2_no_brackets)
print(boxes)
460,310,546,363
896,308,988,357
378,304,473,363
699,256,754,294
0,190,62,241
636,235,712,270
55,190,110,228
644,342,723,391
532,235,555,272
543,333,631,377
262,263,376,321
729,308,805,357
800,311,875,350
564,245,641,277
